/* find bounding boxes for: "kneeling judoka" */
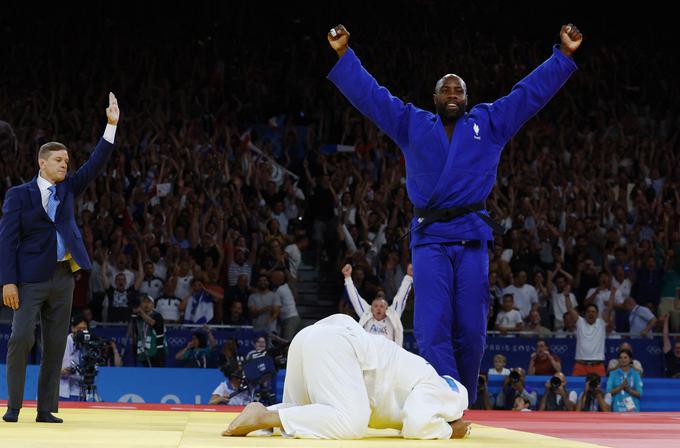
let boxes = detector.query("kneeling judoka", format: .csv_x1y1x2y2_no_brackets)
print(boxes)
222,314,471,439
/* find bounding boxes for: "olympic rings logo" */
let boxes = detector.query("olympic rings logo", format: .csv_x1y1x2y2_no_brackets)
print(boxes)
166,337,188,347
646,345,663,355
550,345,569,354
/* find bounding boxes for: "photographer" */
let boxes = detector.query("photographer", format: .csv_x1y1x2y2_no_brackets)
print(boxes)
60,314,122,401
469,374,493,410
576,374,611,412
539,372,576,411
495,368,537,410
59,315,89,401
131,294,167,367
209,360,252,406
528,339,562,376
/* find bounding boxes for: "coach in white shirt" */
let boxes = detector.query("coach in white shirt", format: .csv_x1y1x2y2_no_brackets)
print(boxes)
566,299,612,377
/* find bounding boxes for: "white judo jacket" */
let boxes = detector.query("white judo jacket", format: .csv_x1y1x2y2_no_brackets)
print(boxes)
344,274,412,346
276,314,469,439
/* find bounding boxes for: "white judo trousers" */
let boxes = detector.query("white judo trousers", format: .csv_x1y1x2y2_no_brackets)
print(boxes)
272,314,468,439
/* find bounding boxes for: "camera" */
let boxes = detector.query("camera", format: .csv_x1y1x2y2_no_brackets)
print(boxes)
549,376,562,391
509,370,521,383
587,375,600,391
243,352,278,404
224,351,278,405
72,330,111,401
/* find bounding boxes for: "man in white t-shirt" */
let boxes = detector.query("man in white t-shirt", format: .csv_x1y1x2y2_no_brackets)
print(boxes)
154,278,183,323
284,235,309,295
271,270,301,341
550,276,577,330
495,294,523,335
503,271,538,320
585,271,623,320
566,299,611,377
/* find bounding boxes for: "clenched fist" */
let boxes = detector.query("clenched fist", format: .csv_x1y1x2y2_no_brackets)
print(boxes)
342,263,352,278
327,24,350,58
559,23,583,57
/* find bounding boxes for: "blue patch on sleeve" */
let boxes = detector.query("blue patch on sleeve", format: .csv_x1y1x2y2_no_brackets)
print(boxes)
442,375,459,393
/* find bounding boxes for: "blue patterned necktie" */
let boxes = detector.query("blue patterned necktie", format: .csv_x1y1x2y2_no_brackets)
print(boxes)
47,185,66,260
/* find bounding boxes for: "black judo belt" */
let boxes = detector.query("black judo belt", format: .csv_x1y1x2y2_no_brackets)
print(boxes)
402,202,506,240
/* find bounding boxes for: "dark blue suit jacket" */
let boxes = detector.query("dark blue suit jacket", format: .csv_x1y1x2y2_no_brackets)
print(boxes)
0,138,114,285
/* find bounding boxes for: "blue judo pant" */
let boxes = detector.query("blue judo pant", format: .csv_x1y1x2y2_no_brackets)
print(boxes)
412,242,490,404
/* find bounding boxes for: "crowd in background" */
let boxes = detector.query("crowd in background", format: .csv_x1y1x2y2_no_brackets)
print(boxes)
2,2,680,391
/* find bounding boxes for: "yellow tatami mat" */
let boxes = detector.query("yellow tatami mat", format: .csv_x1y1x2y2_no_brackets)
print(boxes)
0,408,605,448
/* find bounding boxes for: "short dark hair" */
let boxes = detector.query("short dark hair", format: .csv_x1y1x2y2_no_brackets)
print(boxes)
585,303,599,313
70,312,87,328
618,348,634,360
193,331,207,348
38,141,68,160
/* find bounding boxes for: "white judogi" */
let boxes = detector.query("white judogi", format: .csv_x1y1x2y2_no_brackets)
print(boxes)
271,314,468,439
344,274,412,346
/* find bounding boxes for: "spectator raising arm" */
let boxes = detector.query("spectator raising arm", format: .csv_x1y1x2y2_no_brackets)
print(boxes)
342,264,371,318
389,264,413,318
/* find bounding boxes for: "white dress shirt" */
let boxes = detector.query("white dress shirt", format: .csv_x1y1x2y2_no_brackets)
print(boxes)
37,124,116,261
38,124,117,211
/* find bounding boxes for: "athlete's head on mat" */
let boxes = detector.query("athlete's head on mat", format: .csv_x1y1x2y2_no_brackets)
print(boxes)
434,74,468,122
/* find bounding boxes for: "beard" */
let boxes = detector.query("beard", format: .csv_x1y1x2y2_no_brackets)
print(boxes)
435,100,465,121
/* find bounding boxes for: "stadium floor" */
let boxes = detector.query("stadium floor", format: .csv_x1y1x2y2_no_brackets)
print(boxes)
1,402,678,447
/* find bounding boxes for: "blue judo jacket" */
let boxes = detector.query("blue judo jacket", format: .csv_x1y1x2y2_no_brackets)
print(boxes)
328,46,577,247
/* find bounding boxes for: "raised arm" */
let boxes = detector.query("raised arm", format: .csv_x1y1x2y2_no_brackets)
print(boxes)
485,25,581,144
390,264,413,317
100,256,111,290
327,25,411,149
133,250,144,291
69,92,120,196
342,264,371,317
661,313,671,354
564,283,579,322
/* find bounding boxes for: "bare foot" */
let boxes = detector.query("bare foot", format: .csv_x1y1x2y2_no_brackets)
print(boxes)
451,419,471,439
222,402,268,436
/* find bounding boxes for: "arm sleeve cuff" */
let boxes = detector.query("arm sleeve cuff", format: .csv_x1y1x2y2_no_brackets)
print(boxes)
103,124,117,144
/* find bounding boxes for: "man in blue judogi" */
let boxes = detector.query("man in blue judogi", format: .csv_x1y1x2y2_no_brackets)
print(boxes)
327,23,583,402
